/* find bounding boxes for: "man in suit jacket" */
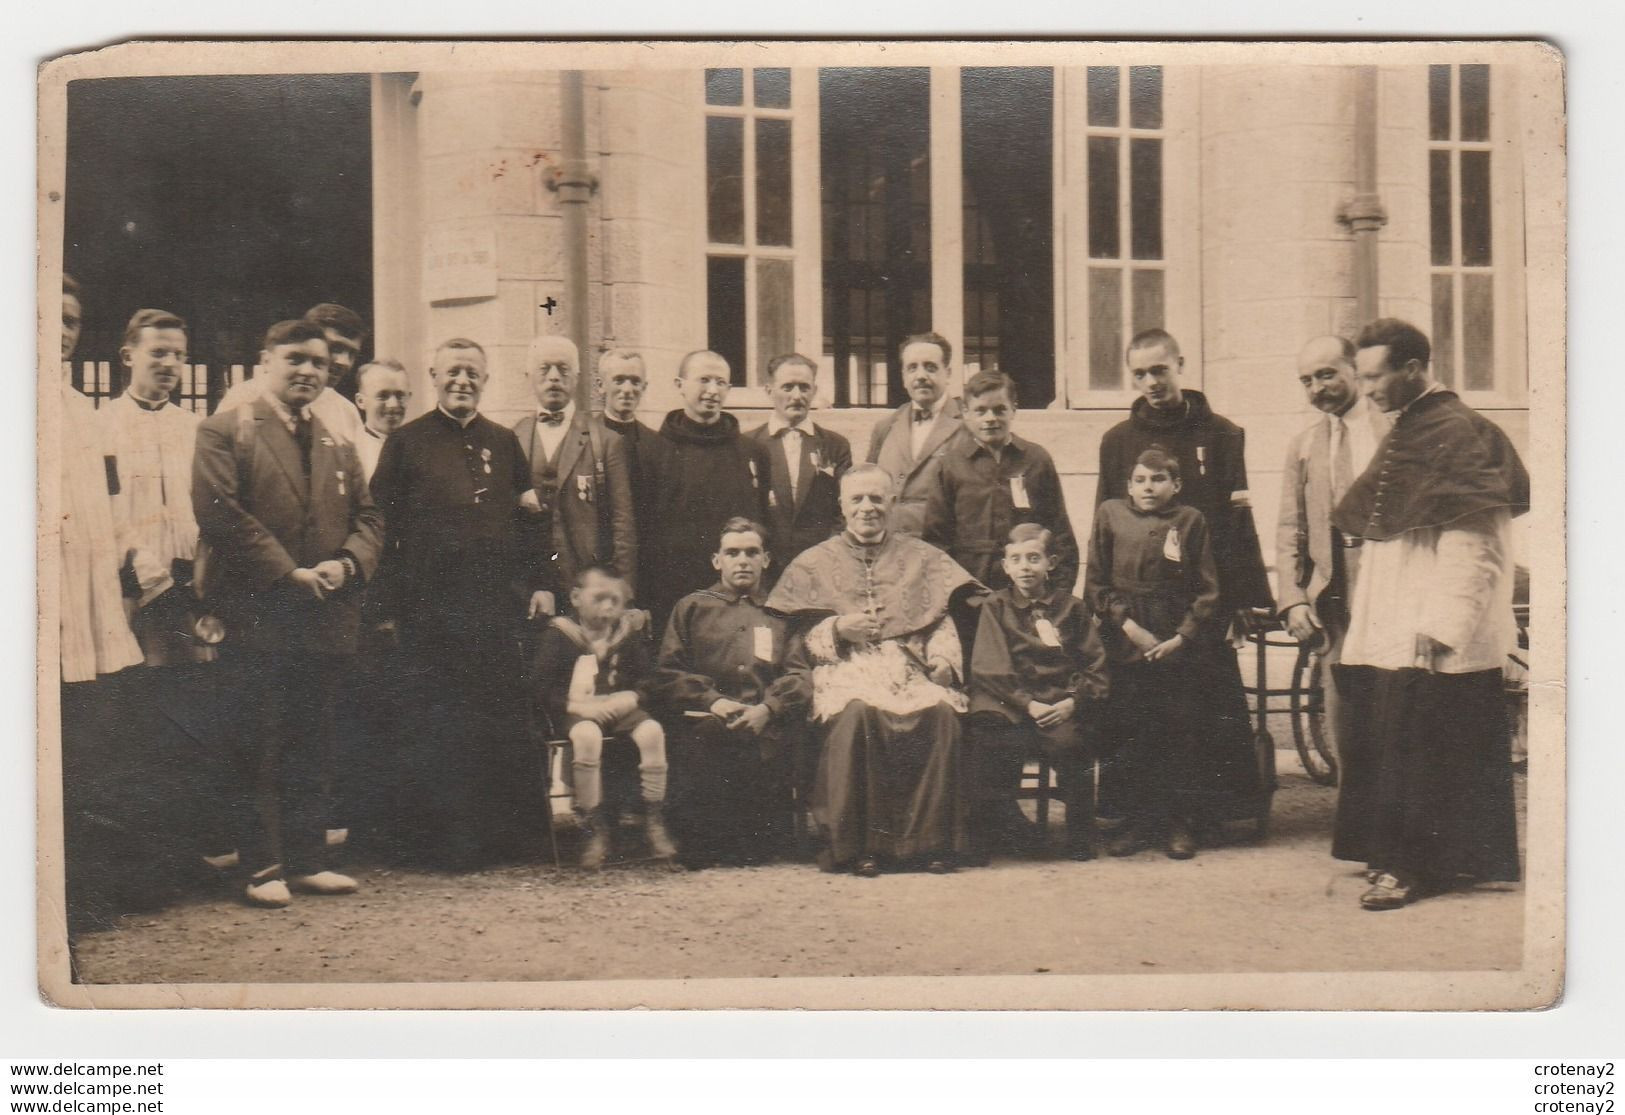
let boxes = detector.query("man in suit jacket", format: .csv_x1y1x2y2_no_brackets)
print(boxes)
1276,335,1390,808
746,352,852,580
864,331,967,538
513,335,638,602
193,319,383,908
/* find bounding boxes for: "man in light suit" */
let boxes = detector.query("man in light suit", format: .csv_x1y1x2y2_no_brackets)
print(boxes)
193,319,383,908
512,335,639,608
746,352,852,580
863,331,967,538
1275,334,1390,780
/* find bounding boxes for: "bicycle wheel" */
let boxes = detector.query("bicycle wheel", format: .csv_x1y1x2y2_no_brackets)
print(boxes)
1290,648,1338,786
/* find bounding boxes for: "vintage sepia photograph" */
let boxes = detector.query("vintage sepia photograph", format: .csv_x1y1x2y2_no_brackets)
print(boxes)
35,39,1566,1010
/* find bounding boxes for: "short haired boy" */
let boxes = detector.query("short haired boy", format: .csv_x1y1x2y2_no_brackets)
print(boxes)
924,371,1080,594
648,518,812,869
967,524,1109,860
531,566,675,868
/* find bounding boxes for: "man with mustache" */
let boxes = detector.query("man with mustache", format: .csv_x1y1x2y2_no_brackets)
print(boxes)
746,352,851,580
192,319,383,907
512,335,638,598
1275,335,1390,800
641,350,772,629
369,338,550,868
864,332,967,538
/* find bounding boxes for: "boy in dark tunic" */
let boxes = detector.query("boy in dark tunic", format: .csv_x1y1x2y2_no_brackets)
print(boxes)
641,350,772,628
925,371,1079,594
968,524,1109,860
532,566,674,869
1085,446,1226,860
648,518,812,869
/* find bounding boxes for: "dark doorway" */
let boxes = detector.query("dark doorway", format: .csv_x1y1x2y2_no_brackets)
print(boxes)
63,74,372,410
820,68,931,407
962,67,1055,408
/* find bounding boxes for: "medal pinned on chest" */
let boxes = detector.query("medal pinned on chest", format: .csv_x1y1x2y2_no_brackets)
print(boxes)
1034,615,1063,648
480,447,492,475
1009,475,1031,509
748,457,760,489
1163,526,1182,563
577,475,593,502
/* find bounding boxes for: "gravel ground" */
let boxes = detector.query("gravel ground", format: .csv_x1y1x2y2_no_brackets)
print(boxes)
68,756,1526,986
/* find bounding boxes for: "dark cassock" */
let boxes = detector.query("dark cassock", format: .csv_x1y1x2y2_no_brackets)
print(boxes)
1331,385,1528,886
1094,389,1273,824
646,583,812,867
641,411,772,625
767,533,980,870
368,407,548,867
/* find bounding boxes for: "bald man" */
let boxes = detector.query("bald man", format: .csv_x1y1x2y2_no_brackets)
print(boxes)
512,335,638,599
1275,335,1391,777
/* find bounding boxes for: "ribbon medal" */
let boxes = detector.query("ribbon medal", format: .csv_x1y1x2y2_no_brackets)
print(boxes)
480,447,492,475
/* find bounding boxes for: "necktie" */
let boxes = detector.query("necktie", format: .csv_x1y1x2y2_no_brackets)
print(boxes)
292,413,313,477
1331,415,1353,504
912,407,932,425
776,426,802,493
539,409,566,427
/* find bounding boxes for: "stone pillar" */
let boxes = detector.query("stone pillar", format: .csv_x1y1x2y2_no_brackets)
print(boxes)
1197,63,1431,535
405,69,707,428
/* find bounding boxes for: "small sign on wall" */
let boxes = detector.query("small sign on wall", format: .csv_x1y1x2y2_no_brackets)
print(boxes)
423,226,498,304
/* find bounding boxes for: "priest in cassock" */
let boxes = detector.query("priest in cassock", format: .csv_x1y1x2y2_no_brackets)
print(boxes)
368,338,550,868
1332,319,1528,910
767,464,982,877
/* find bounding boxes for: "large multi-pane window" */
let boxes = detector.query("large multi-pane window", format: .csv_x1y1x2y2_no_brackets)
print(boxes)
1427,63,1497,392
819,68,932,407
1081,65,1167,393
961,67,1055,407
705,67,796,386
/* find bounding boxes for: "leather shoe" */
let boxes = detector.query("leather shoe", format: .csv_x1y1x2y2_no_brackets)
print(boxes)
926,858,957,875
288,871,359,895
245,878,292,908
854,856,881,878
1166,823,1197,860
1359,872,1415,910
1107,826,1144,857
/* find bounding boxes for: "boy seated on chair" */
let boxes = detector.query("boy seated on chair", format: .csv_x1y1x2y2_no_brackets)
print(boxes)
532,565,675,868
647,518,811,870
967,523,1110,861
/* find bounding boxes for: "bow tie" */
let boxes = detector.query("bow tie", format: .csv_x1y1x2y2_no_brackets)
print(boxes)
774,425,803,438
538,410,566,427
911,407,933,425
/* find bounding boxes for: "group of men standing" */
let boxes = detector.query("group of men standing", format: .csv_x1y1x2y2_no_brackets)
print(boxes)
56,267,1527,918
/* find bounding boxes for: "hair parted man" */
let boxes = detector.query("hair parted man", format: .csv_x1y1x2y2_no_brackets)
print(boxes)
744,352,853,580
1329,318,1528,911
863,331,968,537
192,319,384,908
216,302,366,445
367,337,552,869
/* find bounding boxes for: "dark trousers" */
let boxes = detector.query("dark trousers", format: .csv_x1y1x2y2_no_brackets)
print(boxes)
1101,660,1202,833
331,629,405,857
669,719,794,866
225,648,340,878
967,713,1096,850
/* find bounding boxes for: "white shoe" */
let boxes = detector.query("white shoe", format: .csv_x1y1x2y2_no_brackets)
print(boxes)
202,850,240,870
245,878,292,908
288,871,359,895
